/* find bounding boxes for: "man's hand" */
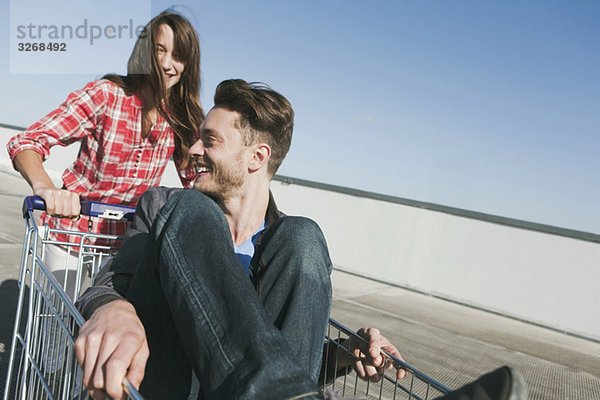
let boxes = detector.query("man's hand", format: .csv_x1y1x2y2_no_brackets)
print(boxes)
353,327,406,383
34,186,81,218
75,300,149,400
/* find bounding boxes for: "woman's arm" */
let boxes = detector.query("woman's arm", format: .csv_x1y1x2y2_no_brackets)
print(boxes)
8,80,113,215
13,149,80,217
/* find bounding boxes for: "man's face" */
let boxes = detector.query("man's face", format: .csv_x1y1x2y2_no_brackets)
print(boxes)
190,107,250,200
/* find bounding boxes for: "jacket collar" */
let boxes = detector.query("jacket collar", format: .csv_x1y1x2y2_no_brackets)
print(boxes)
266,190,284,227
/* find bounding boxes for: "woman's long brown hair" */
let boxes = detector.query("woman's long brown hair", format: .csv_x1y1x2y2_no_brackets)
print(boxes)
105,11,204,168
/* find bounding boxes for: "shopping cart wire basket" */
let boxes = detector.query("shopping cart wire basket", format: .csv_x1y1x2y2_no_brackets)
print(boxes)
4,196,141,400
5,196,450,400
323,319,450,399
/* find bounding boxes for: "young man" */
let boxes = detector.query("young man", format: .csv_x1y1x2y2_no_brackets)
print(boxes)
76,79,337,399
75,79,526,400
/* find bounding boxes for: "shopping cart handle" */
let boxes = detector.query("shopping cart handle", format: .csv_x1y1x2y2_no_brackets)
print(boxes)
22,196,136,221
22,196,46,215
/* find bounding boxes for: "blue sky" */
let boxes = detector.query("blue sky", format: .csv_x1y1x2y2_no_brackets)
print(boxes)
1,1,599,234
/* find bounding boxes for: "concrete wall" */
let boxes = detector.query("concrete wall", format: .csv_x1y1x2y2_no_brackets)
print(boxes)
269,180,600,342
2,124,598,341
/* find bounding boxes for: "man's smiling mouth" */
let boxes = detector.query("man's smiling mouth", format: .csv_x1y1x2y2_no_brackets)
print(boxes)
195,164,211,174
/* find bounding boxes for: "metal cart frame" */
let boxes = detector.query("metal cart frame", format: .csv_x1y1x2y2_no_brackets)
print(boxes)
3,197,140,400
4,196,450,400
323,319,450,399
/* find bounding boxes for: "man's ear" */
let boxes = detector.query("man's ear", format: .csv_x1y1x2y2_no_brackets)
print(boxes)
248,144,271,172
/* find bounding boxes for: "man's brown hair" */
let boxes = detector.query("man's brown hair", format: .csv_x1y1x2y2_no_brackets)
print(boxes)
213,79,294,176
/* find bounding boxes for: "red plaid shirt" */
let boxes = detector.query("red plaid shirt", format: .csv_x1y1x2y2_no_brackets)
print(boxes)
7,79,198,245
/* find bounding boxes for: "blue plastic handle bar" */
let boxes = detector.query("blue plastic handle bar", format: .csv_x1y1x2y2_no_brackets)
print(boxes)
22,196,136,221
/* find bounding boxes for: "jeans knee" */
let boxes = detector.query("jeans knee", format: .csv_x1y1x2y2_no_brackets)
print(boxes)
273,216,333,276
168,189,219,212
151,189,230,246
159,190,223,223
276,216,325,246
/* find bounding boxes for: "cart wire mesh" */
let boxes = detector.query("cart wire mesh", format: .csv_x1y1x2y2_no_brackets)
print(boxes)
5,198,450,400
3,202,141,400
323,319,450,400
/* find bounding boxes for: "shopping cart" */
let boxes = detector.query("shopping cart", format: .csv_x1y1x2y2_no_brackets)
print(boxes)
3,196,141,400
4,196,451,400
323,319,450,399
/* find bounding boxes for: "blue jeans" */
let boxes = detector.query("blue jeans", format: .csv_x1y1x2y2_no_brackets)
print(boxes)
126,190,332,399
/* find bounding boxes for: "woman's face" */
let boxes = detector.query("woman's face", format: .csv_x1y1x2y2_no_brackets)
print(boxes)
155,24,184,89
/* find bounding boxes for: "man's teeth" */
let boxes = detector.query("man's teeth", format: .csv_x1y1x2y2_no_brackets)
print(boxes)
197,166,210,173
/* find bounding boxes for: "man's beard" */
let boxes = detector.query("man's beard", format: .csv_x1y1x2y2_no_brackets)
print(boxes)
193,153,245,200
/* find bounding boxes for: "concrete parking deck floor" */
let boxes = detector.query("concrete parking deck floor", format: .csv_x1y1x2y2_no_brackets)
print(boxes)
0,169,599,399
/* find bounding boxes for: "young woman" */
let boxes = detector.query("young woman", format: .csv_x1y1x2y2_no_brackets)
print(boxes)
7,11,203,296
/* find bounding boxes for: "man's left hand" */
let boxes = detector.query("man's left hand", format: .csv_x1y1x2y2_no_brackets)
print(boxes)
353,327,406,383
